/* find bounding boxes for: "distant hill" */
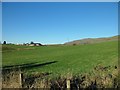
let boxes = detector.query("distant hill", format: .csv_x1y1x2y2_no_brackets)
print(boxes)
64,35,118,45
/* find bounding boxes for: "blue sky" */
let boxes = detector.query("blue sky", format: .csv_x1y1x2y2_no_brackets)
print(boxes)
2,2,118,44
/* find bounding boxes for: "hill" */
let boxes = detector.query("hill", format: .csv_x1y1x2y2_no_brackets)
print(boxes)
64,35,118,45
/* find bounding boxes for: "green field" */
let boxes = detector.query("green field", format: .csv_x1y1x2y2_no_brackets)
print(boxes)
2,41,118,76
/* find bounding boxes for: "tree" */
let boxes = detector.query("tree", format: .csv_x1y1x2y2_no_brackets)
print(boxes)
3,41,6,44
30,41,34,44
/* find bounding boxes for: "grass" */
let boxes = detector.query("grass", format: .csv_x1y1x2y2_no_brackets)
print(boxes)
2,41,118,77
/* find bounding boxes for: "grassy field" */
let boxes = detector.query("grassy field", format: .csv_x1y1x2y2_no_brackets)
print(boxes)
2,41,118,76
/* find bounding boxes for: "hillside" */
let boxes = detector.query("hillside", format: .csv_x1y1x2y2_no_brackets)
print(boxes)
2,41,118,88
64,35,118,45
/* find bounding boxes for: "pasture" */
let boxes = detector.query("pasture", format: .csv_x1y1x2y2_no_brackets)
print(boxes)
2,41,118,76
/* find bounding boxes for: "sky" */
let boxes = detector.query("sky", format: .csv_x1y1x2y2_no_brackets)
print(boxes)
2,0,120,2
0,2,2,42
2,2,118,44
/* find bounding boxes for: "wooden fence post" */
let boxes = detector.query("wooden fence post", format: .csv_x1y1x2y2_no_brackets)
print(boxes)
19,72,23,88
66,79,70,89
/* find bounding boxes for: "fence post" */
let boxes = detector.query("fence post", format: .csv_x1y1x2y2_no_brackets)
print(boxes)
19,72,23,88
66,79,70,89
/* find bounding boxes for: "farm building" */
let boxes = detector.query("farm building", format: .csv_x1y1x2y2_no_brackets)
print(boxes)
29,43,42,46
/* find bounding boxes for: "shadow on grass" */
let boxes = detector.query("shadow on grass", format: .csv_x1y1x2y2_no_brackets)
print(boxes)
2,61,58,71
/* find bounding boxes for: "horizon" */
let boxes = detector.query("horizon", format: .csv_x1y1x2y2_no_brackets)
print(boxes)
1,35,118,45
2,2,118,44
